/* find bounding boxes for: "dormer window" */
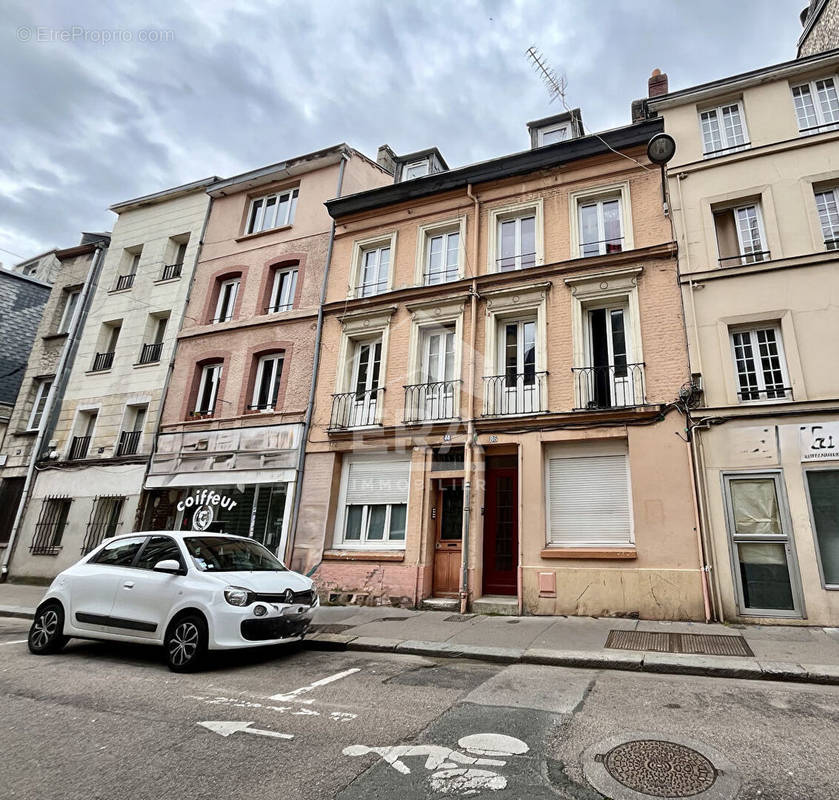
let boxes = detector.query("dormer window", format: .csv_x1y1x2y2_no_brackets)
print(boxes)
537,122,571,146
527,109,582,150
403,160,430,180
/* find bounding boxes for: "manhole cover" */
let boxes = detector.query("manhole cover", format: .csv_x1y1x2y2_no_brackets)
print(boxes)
603,739,716,797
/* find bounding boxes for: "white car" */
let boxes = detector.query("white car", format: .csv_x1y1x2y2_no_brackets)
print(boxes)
28,531,319,671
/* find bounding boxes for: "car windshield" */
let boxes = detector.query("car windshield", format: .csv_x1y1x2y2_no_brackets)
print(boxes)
184,537,287,572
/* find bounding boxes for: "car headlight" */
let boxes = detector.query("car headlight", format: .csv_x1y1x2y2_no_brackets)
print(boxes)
224,586,252,607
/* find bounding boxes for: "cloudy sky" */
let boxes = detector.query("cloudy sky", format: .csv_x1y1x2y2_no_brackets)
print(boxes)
1,0,805,263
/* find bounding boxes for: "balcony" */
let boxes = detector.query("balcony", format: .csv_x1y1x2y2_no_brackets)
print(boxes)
572,363,646,410
116,430,141,456
114,273,135,291
91,351,115,372
329,388,383,430
138,342,163,365
403,380,461,424
68,436,91,460
483,372,547,416
160,263,182,281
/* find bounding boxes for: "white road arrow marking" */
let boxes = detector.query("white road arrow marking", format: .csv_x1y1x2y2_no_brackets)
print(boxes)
0,640,27,646
198,720,294,740
269,667,361,703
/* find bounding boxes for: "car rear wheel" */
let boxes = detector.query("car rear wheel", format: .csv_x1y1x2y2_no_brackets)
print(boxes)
28,602,69,655
165,614,208,672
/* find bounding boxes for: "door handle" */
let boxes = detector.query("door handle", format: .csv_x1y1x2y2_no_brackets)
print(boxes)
123,581,135,589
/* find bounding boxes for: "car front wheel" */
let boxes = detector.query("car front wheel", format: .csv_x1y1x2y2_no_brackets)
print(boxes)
28,602,69,655
165,614,208,672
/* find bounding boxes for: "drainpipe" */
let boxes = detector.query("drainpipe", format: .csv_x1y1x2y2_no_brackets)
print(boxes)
686,432,712,623
676,173,703,378
0,242,108,581
460,184,480,614
285,151,349,565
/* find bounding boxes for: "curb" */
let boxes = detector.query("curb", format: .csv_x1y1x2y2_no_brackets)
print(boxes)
305,632,839,686
0,606,35,620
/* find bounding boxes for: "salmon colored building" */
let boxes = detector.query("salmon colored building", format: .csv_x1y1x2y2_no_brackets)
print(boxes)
290,116,708,619
142,146,390,556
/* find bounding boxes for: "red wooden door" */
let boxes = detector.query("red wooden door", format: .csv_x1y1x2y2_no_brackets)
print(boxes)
482,466,518,595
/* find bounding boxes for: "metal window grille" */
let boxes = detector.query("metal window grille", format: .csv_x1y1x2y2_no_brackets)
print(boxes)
30,496,72,555
160,263,182,281
81,496,126,554
138,342,163,364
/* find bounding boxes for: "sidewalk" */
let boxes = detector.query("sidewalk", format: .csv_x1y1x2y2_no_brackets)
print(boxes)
3,582,839,684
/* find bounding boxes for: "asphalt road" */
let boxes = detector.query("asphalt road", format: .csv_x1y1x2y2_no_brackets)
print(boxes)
1,616,838,800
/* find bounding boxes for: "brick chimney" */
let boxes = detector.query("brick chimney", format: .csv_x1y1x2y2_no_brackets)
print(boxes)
648,68,669,98
376,144,397,176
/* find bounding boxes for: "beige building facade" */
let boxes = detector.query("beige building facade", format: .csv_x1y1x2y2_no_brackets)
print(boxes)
142,147,390,558
292,120,706,619
8,180,215,580
649,48,839,625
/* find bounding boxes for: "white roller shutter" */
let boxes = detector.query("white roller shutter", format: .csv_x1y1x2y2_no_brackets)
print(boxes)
345,458,410,505
547,454,632,546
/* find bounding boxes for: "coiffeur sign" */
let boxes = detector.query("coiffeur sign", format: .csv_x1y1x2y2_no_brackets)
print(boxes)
177,489,239,531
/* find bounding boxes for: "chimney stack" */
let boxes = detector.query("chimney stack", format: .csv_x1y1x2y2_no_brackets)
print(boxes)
648,68,669,98
376,144,397,176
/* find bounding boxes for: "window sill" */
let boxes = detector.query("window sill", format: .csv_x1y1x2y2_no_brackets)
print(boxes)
132,360,161,369
42,332,69,342
107,287,133,295
322,549,405,562
14,429,39,436
85,369,112,376
235,224,292,244
152,276,181,285
540,547,637,560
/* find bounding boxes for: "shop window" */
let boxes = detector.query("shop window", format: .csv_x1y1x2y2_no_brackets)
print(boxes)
722,473,802,616
806,469,839,588
335,456,410,548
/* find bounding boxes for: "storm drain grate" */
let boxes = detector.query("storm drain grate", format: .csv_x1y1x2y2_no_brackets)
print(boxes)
444,614,476,622
605,630,753,657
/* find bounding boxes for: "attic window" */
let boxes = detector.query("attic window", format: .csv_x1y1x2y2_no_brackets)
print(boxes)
403,160,429,180
537,122,571,146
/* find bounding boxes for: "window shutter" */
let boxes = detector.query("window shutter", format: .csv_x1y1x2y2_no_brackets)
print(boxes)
346,459,410,505
548,454,631,546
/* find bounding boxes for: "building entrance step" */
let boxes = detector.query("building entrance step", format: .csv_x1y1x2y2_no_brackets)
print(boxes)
471,595,518,616
421,597,459,612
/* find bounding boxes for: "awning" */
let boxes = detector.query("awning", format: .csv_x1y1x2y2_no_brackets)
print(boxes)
144,468,297,490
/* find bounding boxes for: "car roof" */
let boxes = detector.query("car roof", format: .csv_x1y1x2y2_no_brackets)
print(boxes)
104,531,252,542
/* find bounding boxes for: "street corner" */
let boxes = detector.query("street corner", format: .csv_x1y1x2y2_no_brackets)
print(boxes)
337,702,563,799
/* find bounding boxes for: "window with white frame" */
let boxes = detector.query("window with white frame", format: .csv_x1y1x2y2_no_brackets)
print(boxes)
57,289,80,334
537,122,571,146
424,229,460,285
27,378,53,431
814,187,839,250
546,443,632,547
356,244,390,297
336,456,409,547
267,266,298,312
214,278,240,322
251,353,284,411
699,102,749,157
403,160,429,180
194,363,222,414
497,215,536,271
578,196,624,257
713,203,769,265
791,77,839,135
730,325,791,402
246,188,299,234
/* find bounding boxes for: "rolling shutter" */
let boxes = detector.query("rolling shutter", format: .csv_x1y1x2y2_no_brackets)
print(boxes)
345,458,410,505
547,454,632,546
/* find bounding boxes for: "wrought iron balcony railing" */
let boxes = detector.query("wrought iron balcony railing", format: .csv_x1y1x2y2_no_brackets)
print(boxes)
403,380,461,423
718,250,771,266
572,363,646,410
68,435,91,460
91,351,115,372
483,372,547,416
116,430,141,457
579,237,624,258
160,263,182,281
329,388,384,430
114,273,135,291
138,342,163,364
737,386,793,402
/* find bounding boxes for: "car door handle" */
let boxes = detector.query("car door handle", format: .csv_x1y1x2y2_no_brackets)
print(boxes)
123,581,135,589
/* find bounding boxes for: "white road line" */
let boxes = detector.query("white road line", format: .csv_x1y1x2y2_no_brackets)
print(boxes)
0,640,27,646
269,667,361,703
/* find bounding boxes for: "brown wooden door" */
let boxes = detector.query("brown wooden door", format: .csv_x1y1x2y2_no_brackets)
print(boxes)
432,480,463,597
483,466,518,595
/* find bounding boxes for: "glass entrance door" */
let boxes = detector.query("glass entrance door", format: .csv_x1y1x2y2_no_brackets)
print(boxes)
723,473,803,617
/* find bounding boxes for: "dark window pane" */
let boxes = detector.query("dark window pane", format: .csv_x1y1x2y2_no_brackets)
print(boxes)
136,536,183,570
738,542,794,611
345,506,363,540
94,536,146,566
807,470,839,585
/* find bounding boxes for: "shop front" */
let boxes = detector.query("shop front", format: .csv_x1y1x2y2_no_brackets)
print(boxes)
143,423,301,558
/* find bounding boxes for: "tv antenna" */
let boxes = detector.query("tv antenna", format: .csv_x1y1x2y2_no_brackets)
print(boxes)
525,46,567,105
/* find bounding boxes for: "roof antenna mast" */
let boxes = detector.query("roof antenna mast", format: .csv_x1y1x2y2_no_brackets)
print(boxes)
525,46,567,105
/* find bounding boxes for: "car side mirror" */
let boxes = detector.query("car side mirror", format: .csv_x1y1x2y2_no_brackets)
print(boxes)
153,559,185,575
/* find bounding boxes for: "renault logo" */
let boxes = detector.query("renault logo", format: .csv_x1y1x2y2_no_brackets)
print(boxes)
283,589,294,604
